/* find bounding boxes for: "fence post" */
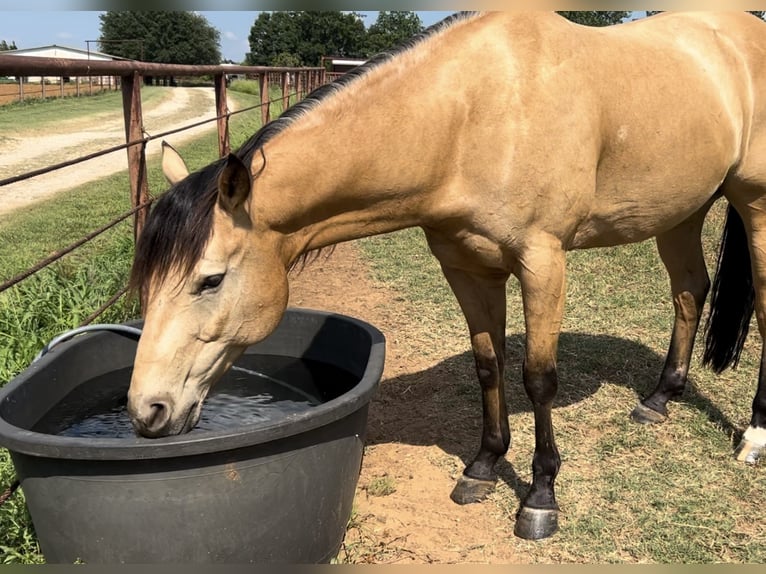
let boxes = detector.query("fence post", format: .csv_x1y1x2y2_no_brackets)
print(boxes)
281,71,290,112
258,72,270,126
214,73,230,157
295,71,302,100
121,71,149,242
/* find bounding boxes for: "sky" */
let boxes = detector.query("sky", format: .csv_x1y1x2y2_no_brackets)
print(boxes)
0,11,459,63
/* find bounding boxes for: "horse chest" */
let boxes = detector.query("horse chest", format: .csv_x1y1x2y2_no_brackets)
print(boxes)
425,228,512,275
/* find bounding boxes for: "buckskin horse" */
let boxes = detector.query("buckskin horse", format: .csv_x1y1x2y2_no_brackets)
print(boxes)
126,12,766,540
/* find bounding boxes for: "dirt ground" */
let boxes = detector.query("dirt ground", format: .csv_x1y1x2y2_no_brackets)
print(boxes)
2,87,522,564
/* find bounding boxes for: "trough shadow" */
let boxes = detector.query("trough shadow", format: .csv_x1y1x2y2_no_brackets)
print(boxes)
365,331,742,503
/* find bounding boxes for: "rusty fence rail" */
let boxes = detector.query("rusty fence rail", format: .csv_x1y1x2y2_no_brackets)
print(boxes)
0,55,328,322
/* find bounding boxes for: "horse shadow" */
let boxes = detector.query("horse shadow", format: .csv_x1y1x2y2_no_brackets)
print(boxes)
364,331,741,503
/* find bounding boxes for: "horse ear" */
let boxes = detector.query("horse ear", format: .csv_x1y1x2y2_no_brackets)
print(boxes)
161,141,190,185
217,153,251,214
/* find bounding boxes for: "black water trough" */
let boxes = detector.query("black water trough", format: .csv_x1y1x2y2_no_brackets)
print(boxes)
0,308,385,563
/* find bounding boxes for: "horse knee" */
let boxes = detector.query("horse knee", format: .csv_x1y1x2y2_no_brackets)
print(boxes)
523,362,558,405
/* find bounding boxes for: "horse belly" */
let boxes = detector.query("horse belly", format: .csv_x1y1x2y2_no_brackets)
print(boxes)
569,114,735,249
570,185,718,249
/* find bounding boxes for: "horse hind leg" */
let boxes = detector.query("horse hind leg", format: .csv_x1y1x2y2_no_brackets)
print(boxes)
713,186,766,464
631,202,714,424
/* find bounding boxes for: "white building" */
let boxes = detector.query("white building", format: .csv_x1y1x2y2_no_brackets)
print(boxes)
3,44,126,85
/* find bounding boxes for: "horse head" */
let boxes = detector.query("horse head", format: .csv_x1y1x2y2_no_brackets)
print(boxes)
127,143,289,437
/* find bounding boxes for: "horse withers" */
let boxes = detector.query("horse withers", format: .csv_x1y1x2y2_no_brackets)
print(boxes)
127,12,766,540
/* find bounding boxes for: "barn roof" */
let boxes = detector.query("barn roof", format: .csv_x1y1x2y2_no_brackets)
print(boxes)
3,45,128,61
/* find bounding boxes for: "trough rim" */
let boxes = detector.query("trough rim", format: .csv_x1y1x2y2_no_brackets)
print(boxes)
0,307,385,461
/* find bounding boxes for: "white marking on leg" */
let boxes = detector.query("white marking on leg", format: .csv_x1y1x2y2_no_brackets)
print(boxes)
743,425,766,447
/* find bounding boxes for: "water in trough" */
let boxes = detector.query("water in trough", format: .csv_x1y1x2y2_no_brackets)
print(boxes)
33,354,358,438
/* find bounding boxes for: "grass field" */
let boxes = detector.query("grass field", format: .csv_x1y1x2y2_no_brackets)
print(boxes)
0,86,168,135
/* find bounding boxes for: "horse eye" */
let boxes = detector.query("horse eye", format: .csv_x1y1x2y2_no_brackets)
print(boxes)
199,273,224,293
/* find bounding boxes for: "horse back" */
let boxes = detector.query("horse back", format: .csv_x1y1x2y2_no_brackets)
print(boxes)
439,12,766,250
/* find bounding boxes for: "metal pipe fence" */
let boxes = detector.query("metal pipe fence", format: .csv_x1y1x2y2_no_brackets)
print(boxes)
0,55,328,319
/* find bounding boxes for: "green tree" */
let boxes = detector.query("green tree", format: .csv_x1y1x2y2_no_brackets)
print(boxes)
364,11,423,56
272,52,301,67
0,40,17,51
98,11,221,65
297,11,366,65
558,11,630,26
246,12,301,66
247,11,366,66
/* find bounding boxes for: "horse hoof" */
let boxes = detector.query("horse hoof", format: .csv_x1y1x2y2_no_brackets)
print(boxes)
450,475,496,505
734,438,764,465
514,506,559,540
630,402,667,425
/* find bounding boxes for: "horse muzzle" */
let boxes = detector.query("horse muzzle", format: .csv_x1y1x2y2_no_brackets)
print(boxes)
128,394,199,438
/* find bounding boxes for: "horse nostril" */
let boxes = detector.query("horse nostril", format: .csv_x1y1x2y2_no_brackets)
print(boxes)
132,400,172,437
147,402,169,428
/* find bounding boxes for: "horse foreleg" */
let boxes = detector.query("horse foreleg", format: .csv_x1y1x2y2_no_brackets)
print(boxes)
514,236,566,540
632,204,712,424
437,265,511,505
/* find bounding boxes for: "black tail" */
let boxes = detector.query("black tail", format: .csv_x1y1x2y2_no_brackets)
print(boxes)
702,204,755,373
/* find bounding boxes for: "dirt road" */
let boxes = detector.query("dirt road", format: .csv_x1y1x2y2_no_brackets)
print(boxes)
0,87,222,216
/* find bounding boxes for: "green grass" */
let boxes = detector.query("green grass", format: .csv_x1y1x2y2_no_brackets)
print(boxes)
365,475,397,497
0,86,272,564
356,201,766,563
0,87,268,376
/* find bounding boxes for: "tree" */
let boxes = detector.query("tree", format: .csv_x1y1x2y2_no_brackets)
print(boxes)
246,12,301,66
297,11,366,65
98,11,221,65
272,52,301,67
0,40,17,51
246,11,366,66
557,11,630,27
364,11,423,56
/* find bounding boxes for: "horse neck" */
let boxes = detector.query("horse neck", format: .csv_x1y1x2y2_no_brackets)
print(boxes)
253,81,457,259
